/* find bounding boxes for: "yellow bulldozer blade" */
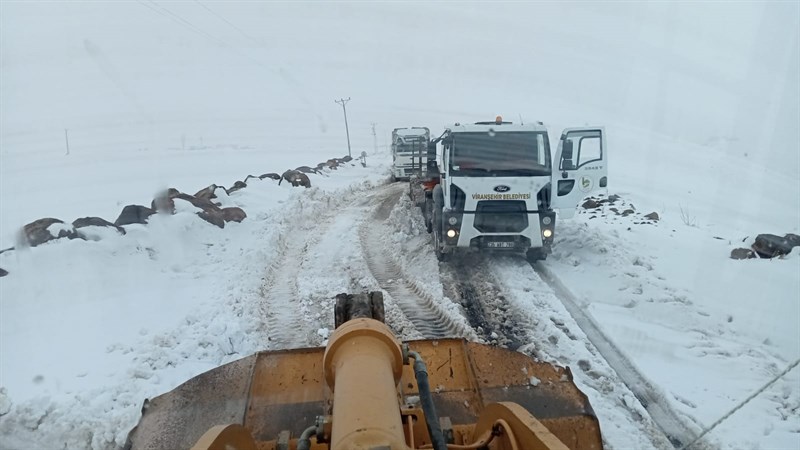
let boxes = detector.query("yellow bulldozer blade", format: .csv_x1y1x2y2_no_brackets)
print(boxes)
125,293,602,450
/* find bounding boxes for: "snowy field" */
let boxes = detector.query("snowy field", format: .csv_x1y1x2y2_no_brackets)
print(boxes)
1,2,798,450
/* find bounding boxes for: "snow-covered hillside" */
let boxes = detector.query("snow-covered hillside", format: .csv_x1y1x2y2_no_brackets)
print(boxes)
1,2,798,450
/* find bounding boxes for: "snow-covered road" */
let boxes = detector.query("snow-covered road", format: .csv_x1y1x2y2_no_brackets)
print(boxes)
2,2,797,449
247,177,690,448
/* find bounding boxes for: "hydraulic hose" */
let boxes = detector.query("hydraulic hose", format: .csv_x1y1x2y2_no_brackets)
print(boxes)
407,350,448,450
296,424,318,450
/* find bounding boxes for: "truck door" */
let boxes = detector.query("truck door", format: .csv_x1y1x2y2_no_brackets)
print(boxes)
550,127,607,219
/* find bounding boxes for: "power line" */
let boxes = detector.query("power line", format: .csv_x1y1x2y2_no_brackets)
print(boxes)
133,1,323,125
137,0,228,48
681,358,800,450
136,1,269,70
193,0,260,46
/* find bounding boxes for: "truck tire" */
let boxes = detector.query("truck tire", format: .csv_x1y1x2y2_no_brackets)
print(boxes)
525,248,547,262
424,198,433,233
433,219,449,262
432,186,448,261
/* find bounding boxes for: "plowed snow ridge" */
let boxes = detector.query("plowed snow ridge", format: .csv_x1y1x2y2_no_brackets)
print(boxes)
534,262,708,449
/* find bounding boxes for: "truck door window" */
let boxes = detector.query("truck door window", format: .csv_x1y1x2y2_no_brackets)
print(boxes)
560,130,602,170
577,135,602,167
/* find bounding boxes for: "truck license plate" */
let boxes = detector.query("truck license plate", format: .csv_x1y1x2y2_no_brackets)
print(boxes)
487,242,515,248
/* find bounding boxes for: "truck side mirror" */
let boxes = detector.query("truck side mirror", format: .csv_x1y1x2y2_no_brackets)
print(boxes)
562,140,574,161
561,140,575,171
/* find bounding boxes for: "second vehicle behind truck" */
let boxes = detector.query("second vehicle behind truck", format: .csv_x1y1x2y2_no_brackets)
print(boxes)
391,127,430,181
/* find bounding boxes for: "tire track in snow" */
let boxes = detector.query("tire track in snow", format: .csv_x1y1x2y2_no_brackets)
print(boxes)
534,261,706,449
440,256,528,349
258,186,377,350
260,211,334,350
360,185,477,340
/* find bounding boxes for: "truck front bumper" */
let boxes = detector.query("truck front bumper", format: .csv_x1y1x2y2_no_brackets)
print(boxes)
443,210,555,252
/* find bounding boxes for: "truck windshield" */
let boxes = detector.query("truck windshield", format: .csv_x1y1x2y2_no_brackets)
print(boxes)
451,131,550,176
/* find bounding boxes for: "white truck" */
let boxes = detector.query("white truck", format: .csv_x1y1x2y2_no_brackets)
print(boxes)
422,117,607,262
391,127,430,181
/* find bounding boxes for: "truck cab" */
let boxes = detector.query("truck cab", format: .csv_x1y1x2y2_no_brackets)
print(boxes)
391,127,431,181
427,117,607,261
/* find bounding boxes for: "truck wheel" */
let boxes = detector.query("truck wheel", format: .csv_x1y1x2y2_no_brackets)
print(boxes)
526,248,547,263
432,208,449,262
432,185,448,261
434,228,449,262
424,199,433,233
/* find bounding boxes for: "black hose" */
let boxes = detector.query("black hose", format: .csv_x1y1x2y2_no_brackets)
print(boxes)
408,350,448,450
296,424,318,450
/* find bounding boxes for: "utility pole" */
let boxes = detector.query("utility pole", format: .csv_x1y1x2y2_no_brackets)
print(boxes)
371,122,377,154
64,129,70,155
335,97,352,157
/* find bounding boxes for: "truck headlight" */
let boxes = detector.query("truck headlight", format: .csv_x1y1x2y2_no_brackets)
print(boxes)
542,229,553,238
448,216,458,225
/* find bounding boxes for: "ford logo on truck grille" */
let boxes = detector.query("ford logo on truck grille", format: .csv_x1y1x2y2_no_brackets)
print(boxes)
493,185,511,193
